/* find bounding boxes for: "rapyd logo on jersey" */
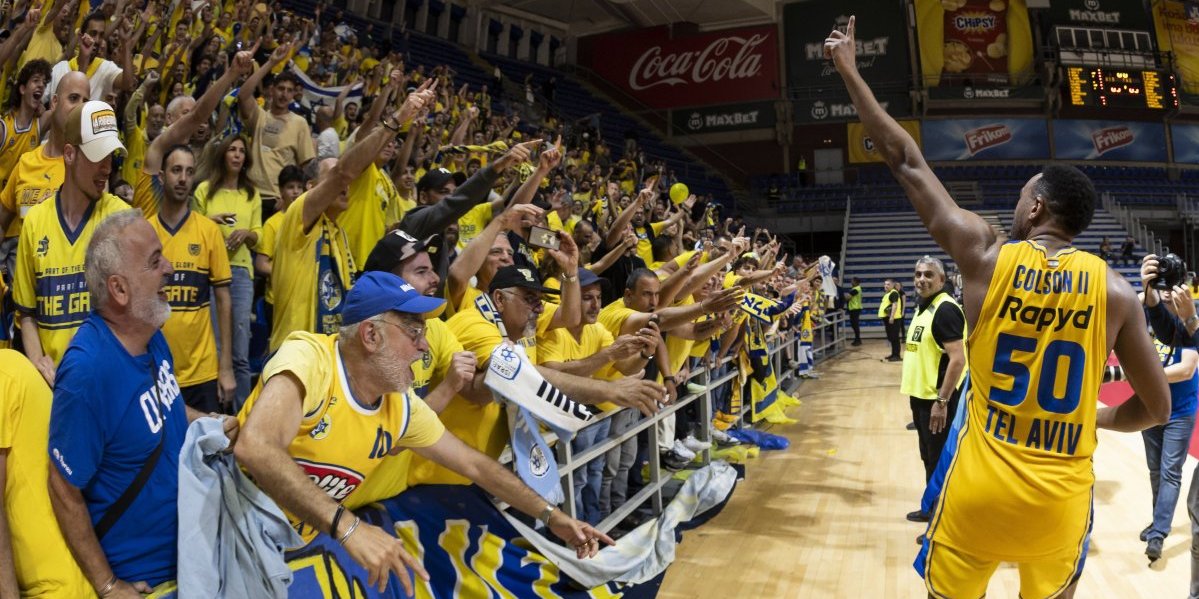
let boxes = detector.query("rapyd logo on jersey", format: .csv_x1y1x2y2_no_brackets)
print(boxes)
965,124,1013,155
1092,126,1134,155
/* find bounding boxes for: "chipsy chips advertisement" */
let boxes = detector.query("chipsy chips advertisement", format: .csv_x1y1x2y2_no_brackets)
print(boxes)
915,0,1035,86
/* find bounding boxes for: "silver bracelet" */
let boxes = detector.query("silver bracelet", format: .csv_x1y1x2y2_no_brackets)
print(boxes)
338,516,361,545
98,574,117,597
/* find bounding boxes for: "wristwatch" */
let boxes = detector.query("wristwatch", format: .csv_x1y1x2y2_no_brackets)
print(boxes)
936,396,949,407
1187,315,1199,329
538,505,556,526
562,272,578,283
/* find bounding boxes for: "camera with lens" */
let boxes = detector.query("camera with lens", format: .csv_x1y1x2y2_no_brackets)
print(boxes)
1152,253,1187,291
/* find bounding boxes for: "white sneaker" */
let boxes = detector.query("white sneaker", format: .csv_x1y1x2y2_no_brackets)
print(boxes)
801,370,821,379
682,434,712,454
710,427,740,446
671,439,697,461
686,382,706,396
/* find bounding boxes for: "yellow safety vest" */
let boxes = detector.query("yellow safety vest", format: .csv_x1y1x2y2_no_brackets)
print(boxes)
899,292,967,399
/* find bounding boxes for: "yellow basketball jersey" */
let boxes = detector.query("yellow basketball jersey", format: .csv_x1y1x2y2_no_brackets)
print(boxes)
0,112,40,191
930,240,1107,561
238,332,444,543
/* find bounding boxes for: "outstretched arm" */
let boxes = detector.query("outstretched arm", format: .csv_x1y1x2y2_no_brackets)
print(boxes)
828,16,996,280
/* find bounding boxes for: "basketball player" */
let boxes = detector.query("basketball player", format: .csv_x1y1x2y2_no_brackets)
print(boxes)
827,17,1170,599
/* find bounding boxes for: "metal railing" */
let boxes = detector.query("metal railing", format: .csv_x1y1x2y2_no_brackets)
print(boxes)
499,311,849,532
1102,191,1164,257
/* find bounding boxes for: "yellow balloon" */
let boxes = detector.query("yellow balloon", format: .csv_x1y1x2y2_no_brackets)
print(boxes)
669,182,689,205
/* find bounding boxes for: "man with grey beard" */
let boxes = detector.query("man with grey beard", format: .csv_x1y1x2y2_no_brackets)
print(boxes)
48,210,238,597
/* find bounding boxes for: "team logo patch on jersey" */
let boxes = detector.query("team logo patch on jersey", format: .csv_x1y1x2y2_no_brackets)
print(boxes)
310,414,332,440
188,243,200,256
295,459,364,501
36,235,48,257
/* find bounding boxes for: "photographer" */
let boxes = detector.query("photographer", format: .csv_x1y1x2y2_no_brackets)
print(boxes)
1141,254,1199,348
1136,254,1199,568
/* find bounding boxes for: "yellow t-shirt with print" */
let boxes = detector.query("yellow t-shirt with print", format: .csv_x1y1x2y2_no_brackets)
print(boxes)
192,181,263,271
269,193,355,352
0,350,93,597
633,221,668,265
349,319,464,505
149,211,232,387
342,163,399,267
456,202,493,251
12,194,125,364
238,332,445,542
120,125,147,187
0,145,63,238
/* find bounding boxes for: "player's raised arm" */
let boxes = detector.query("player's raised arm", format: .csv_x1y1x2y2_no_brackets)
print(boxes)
828,16,996,275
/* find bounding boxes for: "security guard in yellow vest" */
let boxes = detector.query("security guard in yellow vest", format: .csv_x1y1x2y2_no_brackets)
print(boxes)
846,277,863,345
879,279,904,361
900,257,967,523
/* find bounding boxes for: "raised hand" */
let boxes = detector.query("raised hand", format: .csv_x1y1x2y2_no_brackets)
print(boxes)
394,78,436,125
499,203,543,230
491,139,544,173
547,230,580,275
823,15,857,72
702,287,745,314
443,351,477,394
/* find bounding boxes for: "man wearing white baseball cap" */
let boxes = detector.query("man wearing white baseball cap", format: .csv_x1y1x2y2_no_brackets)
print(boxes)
12,100,126,384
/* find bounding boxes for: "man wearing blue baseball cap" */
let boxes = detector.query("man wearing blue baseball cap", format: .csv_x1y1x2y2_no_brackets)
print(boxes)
235,271,612,596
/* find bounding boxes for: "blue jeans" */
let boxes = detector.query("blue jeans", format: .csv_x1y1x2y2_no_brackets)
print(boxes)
571,418,611,526
1143,414,1195,540
213,266,254,410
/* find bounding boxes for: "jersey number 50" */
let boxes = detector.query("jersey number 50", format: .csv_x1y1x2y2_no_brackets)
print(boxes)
989,332,1086,414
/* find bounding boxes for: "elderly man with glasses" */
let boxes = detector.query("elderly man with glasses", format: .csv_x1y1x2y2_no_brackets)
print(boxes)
235,271,613,596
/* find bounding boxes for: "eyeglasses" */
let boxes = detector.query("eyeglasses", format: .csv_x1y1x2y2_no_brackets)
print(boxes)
376,318,426,343
501,289,543,310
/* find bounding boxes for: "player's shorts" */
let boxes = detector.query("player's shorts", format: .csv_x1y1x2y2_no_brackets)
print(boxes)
922,540,1085,599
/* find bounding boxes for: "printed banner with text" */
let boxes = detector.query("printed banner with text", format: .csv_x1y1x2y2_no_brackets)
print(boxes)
577,25,779,109
794,93,911,123
1152,0,1199,95
921,118,1049,160
1053,119,1167,161
783,0,911,93
1047,0,1152,30
671,101,777,135
914,0,1034,87
847,121,922,163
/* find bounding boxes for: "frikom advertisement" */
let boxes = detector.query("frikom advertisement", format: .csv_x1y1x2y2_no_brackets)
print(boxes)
1053,120,1167,161
577,25,780,110
921,118,1050,160
914,0,1035,86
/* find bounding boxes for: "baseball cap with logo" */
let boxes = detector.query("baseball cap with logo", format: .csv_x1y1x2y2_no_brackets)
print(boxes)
363,229,441,273
340,271,446,325
488,265,559,294
65,101,124,162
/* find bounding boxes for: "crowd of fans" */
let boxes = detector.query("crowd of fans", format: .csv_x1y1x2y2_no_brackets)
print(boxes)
0,0,833,594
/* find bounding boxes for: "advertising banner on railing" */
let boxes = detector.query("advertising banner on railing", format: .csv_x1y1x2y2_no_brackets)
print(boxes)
921,118,1049,160
914,0,1034,87
783,0,911,92
1047,0,1153,30
577,25,780,109
848,120,922,163
1172,123,1199,163
670,101,778,135
1054,119,1167,161
1152,0,1199,95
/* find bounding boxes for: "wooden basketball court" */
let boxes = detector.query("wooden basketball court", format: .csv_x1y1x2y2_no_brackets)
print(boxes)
658,340,1192,598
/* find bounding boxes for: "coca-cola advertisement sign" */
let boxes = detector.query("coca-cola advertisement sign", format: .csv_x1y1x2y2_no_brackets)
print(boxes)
578,25,780,109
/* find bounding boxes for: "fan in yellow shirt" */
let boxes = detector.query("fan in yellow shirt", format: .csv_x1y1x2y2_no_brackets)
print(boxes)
13,99,127,381
0,351,93,597
254,165,307,306
0,60,51,195
235,271,614,565
342,141,402,267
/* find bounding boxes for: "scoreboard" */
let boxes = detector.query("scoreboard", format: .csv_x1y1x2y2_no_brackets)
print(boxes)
1065,67,1178,110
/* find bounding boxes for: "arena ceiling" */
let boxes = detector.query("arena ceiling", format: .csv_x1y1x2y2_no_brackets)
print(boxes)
481,0,777,37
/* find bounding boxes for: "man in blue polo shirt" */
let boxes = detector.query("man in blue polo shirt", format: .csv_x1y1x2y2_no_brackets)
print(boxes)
47,210,237,596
